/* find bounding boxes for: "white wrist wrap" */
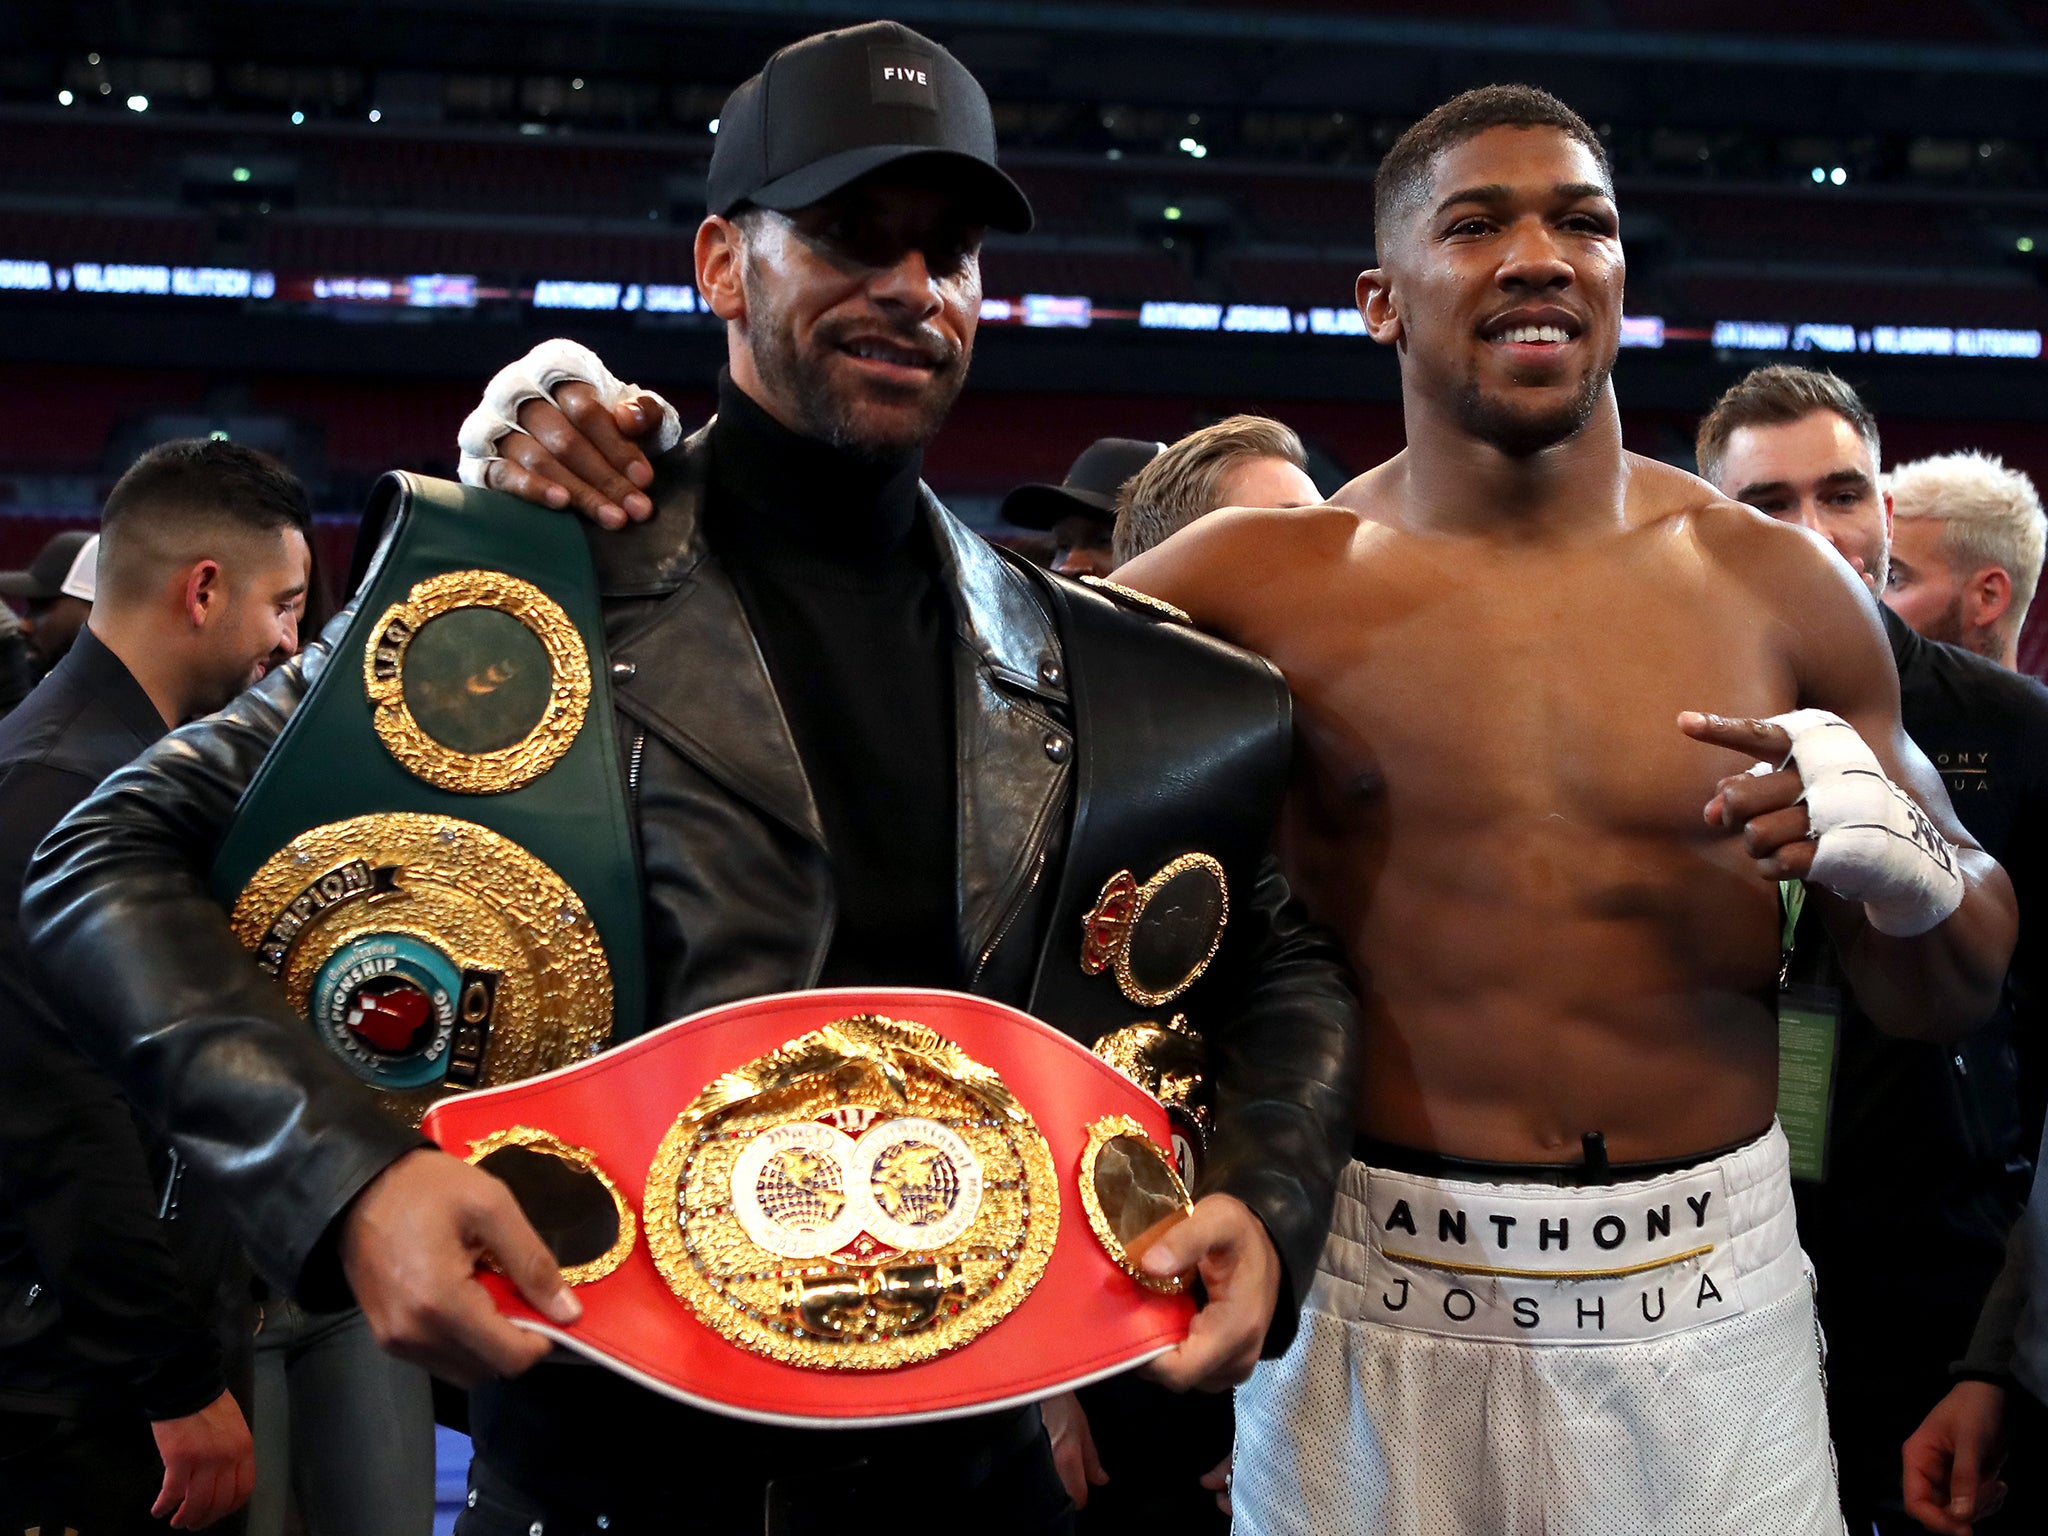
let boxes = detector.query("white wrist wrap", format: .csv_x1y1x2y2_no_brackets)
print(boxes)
456,338,683,489
1768,708,1965,937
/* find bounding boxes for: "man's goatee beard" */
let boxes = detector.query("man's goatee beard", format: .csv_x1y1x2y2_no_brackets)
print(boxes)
1456,364,1608,459
803,368,967,463
751,325,968,462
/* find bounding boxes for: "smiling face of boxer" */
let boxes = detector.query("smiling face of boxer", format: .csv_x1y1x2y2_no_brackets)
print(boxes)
1364,123,1623,459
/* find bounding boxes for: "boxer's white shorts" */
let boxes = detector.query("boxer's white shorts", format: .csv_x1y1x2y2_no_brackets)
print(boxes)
1234,1124,1846,1535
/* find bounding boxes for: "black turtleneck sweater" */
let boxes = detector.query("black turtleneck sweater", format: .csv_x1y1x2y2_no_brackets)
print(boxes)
704,374,961,990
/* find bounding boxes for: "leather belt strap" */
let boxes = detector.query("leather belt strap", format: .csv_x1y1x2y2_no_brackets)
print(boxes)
211,472,645,1122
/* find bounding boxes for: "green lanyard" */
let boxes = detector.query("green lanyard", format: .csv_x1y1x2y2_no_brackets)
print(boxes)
1774,877,1838,1181
1779,878,1806,983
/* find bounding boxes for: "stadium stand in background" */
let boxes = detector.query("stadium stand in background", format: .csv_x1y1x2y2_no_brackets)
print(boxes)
7,0,2048,674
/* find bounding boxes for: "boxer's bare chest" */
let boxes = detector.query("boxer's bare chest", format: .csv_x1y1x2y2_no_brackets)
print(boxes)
1253,514,1797,893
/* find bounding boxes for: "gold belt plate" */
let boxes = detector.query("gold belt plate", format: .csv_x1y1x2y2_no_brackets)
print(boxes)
643,1015,1059,1370
364,568,591,796
231,813,612,1124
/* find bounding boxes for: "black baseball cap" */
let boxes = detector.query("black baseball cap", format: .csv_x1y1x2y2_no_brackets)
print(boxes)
1002,438,1165,530
0,528,95,601
708,21,1033,234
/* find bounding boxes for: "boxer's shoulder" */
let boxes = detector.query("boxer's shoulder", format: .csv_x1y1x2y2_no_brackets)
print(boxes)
1114,502,1352,640
1138,500,1359,578
1624,453,1748,530
1648,465,1827,578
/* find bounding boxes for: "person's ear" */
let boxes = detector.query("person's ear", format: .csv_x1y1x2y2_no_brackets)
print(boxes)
1359,267,1401,346
696,216,748,323
1881,488,1895,544
1971,566,2014,631
183,560,224,629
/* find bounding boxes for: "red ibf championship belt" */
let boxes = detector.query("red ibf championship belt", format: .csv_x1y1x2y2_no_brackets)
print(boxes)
421,988,1198,1426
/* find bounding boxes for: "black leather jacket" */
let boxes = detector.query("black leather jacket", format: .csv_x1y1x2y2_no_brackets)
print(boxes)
22,428,1359,1348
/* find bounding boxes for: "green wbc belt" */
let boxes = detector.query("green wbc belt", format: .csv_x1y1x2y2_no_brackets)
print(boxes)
211,472,644,1125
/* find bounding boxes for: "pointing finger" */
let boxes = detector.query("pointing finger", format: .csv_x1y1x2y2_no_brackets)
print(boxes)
1678,711,1793,766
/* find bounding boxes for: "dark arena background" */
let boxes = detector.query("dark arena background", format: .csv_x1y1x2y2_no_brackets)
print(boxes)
7,0,2048,677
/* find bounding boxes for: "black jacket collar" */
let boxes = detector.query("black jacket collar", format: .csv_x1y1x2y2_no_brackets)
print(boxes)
0,626,167,773
598,423,1069,969
591,423,1061,698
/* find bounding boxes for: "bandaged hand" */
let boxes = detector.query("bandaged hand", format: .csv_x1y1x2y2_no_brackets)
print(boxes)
1682,709,1965,937
457,339,682,527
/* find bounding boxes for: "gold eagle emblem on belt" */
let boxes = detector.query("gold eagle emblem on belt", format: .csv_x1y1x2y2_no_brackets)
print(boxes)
643,1015,1059,1370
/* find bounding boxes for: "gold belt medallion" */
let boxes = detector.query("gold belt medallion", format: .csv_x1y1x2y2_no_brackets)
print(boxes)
1080,853,1229,1008
1078,1115,1194,1293
643,1015,1059,1370
464,1126,636,1286
364,569,591,796
1091,1013,1212,1186
230,813,612,1124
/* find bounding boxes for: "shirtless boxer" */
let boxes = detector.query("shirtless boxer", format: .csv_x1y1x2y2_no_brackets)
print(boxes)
469,86,2015,1536
1118,88,2016,1536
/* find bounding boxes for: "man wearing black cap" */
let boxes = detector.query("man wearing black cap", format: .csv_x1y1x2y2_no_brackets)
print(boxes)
24,20,1358,1536
0,602,30,716
1,528,97,682
1001,439,1164,579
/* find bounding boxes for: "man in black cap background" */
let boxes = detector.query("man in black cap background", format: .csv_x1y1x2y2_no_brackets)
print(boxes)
0,600,30,716
26,19,1358,1536
1000,439,1163,578
1,528,97,687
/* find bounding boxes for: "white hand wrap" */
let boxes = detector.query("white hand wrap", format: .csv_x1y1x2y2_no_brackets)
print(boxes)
1768,708,1965,937
455,337,683,489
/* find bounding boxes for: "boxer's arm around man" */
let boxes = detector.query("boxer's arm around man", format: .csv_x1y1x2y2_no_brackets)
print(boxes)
19,619,575,1385
1684,509,2017,1042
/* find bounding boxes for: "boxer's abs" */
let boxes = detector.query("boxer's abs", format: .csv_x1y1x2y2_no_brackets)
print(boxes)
1311,822,1785,1166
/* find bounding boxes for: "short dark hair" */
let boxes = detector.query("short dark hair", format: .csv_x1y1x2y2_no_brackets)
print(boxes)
1694,366,1882,487
99,439,310,603
103,439,310,537
1373,85,1611,251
